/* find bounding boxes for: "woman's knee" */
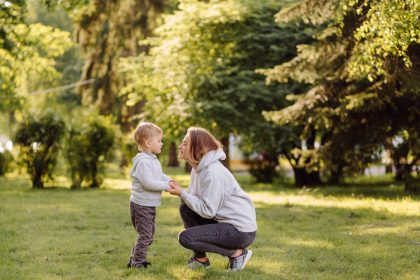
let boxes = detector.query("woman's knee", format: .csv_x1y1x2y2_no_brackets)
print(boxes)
178,229,192,248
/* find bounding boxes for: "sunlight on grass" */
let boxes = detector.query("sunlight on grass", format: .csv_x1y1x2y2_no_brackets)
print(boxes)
250,192,420,216
103,178,131,190
354,222,414,236
285,239,335,249
103,174,191,191
1,174,419,280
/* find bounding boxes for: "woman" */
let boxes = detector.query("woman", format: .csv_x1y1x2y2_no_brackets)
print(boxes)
167,127,257,272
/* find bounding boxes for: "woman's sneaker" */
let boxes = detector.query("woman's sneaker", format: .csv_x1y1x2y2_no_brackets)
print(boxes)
187,257,211,269
227,249,252,272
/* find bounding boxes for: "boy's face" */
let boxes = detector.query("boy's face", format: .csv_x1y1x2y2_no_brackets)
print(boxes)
146,132,163,155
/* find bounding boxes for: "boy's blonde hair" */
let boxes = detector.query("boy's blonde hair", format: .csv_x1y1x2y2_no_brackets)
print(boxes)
134,122,162,149
185,127,223,164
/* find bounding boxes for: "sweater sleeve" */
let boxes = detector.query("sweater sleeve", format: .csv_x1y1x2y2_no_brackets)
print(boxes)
133,161,170,191
162,172,171,182
180,171,224,219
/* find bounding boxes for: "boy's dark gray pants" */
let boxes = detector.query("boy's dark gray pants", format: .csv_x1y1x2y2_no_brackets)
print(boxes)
130,202,156,265
178,202,256,258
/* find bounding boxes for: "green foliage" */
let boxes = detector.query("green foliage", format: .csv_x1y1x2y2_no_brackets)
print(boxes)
0,13,73,112
122,0,308,137
121,1,314,182
346,0,420,81
65,115,116,188
120,0,315,182
259,0,420,188
72,0,169,117
14,111,66,188
0,150,13,176
26,0,84,103
120,132,139,169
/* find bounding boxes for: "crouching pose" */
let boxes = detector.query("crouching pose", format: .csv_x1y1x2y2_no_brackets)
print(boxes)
168,127,257,272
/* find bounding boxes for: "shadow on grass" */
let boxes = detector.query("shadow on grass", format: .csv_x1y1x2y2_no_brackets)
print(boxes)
252,201,420,279
1,175,419,280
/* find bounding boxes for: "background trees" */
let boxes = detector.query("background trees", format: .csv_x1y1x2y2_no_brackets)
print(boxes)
0,1,73,115
259,0,420,190
120,0,314,177
0,0,418,190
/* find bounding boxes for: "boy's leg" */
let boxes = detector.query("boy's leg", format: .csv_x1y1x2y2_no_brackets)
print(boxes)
178,223,256,257
130,203,156,265
179,202,217,259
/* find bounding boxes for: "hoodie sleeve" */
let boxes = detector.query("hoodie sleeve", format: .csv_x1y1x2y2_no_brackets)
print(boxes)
133,160,170,191
162,173,171,182
180,170,224,219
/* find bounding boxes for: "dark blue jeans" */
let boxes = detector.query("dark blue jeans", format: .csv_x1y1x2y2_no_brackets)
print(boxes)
178,202,256,258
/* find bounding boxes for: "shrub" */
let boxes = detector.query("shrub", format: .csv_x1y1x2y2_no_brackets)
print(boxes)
244,152,279,183
14,112,65,188
120,133,138,170
0,149,13,176
65,116,115,188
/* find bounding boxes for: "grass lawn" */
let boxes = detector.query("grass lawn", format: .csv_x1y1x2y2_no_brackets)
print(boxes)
1,170,419,280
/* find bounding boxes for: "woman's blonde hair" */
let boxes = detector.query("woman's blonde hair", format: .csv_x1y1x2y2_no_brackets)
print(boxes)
133,122,162,149
185,127,223,164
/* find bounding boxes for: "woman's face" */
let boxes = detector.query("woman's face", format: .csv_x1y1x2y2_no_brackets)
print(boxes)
178,135,189,161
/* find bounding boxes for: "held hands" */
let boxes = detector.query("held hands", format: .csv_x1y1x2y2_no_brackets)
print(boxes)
166,179,182,196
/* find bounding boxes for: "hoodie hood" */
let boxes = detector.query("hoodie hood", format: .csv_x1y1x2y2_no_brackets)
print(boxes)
196,149,226,172
132,152,156,167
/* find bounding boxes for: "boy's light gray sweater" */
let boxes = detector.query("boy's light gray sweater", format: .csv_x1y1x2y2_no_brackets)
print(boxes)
130,152,170,207
180,149,257,232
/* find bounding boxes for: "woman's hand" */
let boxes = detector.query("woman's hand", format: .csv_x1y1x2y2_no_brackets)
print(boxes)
167,180,182,196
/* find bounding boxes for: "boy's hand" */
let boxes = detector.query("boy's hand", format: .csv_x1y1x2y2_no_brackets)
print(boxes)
167,180,182,196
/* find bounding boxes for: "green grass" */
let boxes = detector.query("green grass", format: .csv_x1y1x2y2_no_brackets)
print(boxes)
1,171,419,280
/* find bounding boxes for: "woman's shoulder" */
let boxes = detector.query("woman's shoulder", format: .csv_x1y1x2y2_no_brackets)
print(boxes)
202,161,230,177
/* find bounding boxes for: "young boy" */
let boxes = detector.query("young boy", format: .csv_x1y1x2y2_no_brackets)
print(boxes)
127,122,171,269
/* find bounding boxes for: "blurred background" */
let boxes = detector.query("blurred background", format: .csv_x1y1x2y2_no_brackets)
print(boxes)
0,0,419,191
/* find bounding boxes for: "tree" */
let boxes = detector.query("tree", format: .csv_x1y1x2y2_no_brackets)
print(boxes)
14,111,66,188
0,1,73,114
72,0,171,119
27,0,84,104
121,0,313,178
65,115,115,188
259,0,420,190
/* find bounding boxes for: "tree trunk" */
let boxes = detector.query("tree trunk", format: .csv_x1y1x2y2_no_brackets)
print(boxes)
293,167,322,187
32,173,43,189
327,165,343,185
394,163,411,181
404,174,420,194
167,142,179,167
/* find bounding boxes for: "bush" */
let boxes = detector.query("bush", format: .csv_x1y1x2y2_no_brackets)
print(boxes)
14,112,66,188
65,115,115,188
244,152,279,183
0,149,13,176
120,133,138,170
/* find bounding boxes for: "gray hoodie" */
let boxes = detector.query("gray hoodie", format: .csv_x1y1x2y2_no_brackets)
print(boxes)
180,149,257,232
130,152,170,207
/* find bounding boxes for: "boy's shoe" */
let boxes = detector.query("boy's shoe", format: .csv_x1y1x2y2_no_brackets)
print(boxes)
130,261,151,269
187,257,211,269
227,249,252,272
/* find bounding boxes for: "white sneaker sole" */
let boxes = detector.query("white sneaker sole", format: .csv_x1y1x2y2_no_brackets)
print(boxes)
240,250,252,270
